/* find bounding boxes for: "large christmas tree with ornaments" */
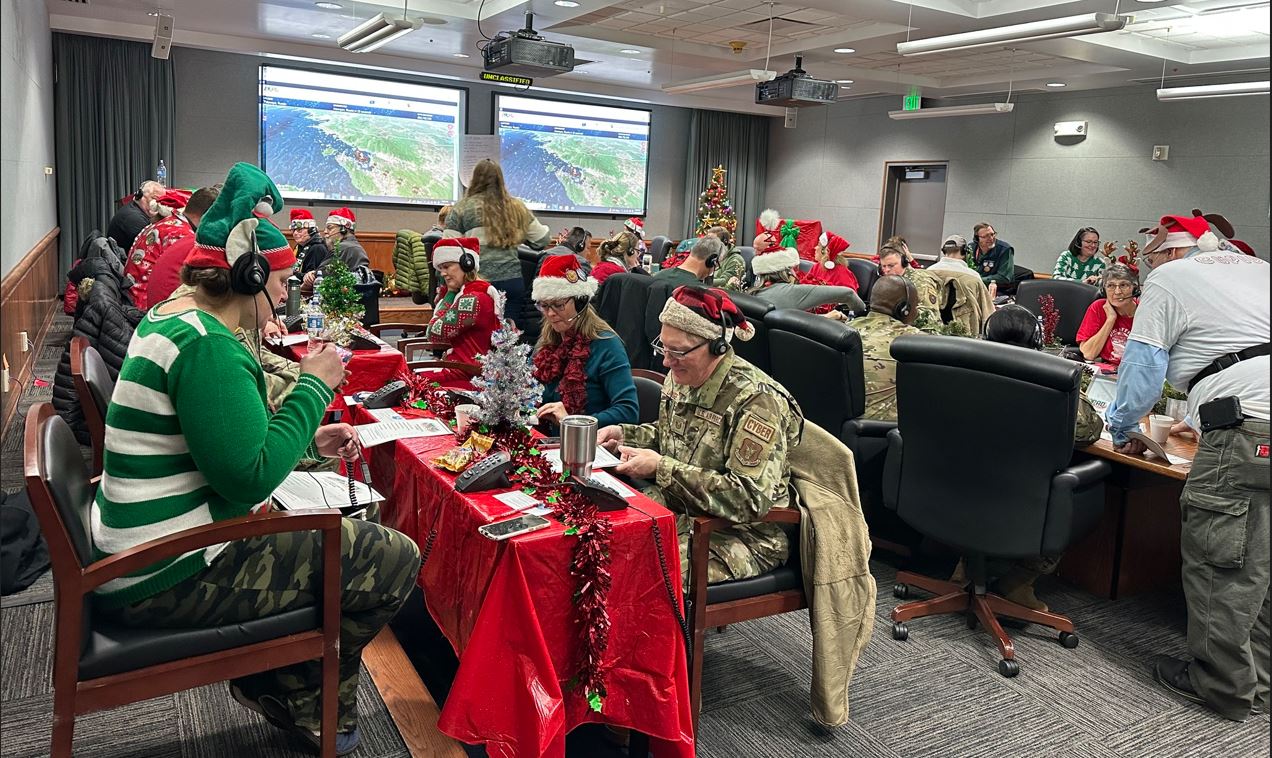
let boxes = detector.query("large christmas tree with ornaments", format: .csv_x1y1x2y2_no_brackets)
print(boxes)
693,165,738,237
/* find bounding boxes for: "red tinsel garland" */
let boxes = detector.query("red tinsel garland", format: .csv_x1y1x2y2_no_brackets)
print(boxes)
396,371,457,421
1039,294,1061,346
661,250,691,269
532,330,592,416
492,427,614,712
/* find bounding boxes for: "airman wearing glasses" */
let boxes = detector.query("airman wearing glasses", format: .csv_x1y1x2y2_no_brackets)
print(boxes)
600,286,804,586
967,221,1015,288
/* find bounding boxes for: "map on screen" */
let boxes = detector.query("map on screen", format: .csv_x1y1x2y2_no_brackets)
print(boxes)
496,95,649,215
260,66,462,205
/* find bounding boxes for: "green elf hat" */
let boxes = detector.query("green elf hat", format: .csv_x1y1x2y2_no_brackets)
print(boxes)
184,162,294,273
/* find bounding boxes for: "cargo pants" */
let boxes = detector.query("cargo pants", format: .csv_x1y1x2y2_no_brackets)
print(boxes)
100,518,421,732
1180,418,1270,720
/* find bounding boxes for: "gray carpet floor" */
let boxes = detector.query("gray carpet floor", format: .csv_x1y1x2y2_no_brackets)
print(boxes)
2,316,1268,757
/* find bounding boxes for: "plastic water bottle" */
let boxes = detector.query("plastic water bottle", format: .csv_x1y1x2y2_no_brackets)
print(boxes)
306,273,326,350
156,160,167,185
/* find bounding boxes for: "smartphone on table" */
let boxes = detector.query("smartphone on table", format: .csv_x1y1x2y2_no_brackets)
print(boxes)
478,514,552,541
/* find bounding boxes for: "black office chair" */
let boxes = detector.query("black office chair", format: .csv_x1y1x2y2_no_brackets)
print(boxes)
647,236,671,266
726,291,774,375
630,370,664,424
595,273,654,370
736,245,755,270
764,310,897,545
883,335,1110,676
1015,279,1099,346
846,258,878,300
355,280,381,327
797,259,814,274
69,337,113,478
517,248,544,343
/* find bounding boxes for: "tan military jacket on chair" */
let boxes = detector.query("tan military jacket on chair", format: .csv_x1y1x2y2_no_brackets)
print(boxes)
927,267,994,336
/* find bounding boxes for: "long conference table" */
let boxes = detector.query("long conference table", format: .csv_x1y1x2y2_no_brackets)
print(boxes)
273,339,696,756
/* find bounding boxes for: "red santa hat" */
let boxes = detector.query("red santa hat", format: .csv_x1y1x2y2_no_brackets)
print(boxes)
751,246,801,276
819,231,850,256
659,286,754,344
624,216,645,238
290,208,318,229
432,237,480,270
532,254,598,302
326,207,356,230
1146,213,1220,253
758,208,781,232
156,188,192,210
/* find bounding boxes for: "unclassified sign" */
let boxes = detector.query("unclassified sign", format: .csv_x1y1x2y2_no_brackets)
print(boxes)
480,72,533,87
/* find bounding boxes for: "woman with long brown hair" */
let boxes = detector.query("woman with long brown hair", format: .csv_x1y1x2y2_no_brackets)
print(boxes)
591,231,644,284
530,255,638,430
446,159,551,332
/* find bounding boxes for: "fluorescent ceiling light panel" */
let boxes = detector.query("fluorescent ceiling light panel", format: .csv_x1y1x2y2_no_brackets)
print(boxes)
661,69,776,94
888,102,1015,119
897,13,1130,56
338,13,422,53
1157,80,1269,100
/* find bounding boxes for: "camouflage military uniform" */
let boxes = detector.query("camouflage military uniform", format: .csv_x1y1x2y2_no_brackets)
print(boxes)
902,267,944,333
619,353,804,586
1075,395,1102,447
711,248,747,291
854,311,922,422
101,517,421,732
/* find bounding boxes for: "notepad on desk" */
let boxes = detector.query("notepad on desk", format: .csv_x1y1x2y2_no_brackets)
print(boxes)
1100,430,1192,466
354,418,453,447
273,470,384,514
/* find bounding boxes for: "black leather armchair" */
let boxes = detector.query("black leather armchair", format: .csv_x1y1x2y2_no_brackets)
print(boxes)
595,273,654,370
647,235,671,266
846,258,878,300
883,335,1110,676
1015,279,1099,346
726,291,774,375
764,310,896,532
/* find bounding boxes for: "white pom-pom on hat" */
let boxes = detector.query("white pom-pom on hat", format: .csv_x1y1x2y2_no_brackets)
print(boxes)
759,208,781,231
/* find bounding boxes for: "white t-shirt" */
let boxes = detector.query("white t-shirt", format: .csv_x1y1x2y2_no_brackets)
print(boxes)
1130,251,1270,422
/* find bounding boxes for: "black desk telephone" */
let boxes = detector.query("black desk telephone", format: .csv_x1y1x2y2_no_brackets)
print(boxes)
282,314,305,333
363,380,408,409
570,475,628,512
455,451,513,492
346,327,381,352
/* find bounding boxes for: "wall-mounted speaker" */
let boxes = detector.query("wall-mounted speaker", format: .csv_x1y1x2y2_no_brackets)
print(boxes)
152,14,174,60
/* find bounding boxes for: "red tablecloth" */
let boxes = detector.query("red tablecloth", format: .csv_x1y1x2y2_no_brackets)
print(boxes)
280,342,408,394
350,404,695,758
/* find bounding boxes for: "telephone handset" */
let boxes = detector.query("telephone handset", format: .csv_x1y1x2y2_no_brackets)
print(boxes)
346,326,381,352
363,380,408,409
569,475,628,512
282,314,305,333
455,451,513,493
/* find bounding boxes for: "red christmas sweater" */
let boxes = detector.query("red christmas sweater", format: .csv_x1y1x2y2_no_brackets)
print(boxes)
124,214,194,310
427,280,502,384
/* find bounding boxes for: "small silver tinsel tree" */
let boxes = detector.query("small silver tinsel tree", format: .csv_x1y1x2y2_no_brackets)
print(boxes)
472,323,543,431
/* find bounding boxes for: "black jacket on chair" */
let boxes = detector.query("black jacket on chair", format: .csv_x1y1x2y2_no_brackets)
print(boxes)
595,273,653,370
53,270,144,445
726,291,774,376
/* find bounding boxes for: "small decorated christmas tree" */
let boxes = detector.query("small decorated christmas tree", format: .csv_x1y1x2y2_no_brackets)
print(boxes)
694,165,738,237
472,324,543,431
316,259,365,345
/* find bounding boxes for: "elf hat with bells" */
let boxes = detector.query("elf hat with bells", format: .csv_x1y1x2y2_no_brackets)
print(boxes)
184,162,294,273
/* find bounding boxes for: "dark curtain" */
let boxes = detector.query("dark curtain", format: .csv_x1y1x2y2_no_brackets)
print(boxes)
681,109,769,243
53,33,175,272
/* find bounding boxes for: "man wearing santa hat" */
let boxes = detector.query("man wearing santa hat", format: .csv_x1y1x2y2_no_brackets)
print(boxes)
303,207,371,292
289,208,331,276
139,185,222,308
1105,211,1270,722
601,285,804,586
123,188,193,310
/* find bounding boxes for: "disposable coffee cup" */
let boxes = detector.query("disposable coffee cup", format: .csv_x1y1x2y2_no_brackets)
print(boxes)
454,403,480,437
1148,414,1174,445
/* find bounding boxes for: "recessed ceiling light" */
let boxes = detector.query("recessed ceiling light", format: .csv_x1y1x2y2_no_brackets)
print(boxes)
620,49,640,54
1046,81,1066,87
311,32,331,38
453,53,470,58
147,11,159,16
833,47,855,54
315,2,343,9
554,0,580,6
835,79,853,84
419,17,447,26
839,85,851,90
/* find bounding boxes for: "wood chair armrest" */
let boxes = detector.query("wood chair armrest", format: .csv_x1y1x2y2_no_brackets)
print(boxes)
690,506,799,536
81,509,343,592
407,360,481,377
759,506,801,525
396,338,450,361
368,322,429,337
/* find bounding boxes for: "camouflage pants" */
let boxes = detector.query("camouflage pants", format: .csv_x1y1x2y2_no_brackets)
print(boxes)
638,484,788,587
100,518,421,731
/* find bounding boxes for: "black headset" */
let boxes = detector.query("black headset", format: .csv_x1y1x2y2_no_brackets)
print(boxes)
1099,268,1141,299
982,304,1043,349
705,288,732,356
892,276,915,322
229,230,270,296
458,248,477,273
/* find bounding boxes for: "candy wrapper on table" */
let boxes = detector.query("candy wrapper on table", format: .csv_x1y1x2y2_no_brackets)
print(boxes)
753,217,822,260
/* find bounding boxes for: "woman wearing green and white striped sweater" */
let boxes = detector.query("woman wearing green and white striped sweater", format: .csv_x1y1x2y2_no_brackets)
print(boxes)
93,163,420,756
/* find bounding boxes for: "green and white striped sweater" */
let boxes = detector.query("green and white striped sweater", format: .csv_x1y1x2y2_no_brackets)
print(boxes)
93,307,333,608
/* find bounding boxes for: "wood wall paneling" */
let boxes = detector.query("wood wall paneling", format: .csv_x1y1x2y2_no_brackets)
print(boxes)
1,227,61,441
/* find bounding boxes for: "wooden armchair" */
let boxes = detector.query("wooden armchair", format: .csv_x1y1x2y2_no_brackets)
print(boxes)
687,506,806,727
406,359,481,378
24,403,343,757
396,337,451,363
69,336,113,477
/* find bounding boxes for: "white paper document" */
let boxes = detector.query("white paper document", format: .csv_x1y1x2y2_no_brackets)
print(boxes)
365,407,405,422
267,333,309,347
273,470,384,512
355,418,453,447
1099,430,1192,466
542,446,621,473
494,490,541,511
589,470,637,498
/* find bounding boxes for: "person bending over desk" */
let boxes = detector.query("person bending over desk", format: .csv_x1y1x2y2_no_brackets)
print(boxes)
530,255,639,429
93,163,420,756
599,286,804,586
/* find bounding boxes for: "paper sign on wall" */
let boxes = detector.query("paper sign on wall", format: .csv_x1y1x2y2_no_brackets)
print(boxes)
461,135,501,189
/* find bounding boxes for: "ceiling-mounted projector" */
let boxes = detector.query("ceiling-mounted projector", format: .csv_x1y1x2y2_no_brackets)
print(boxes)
483,12,575,78
755,56,837,107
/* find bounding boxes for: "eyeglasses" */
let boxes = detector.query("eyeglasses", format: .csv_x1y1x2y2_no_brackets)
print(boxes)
978,231,997,241
536,299,573,314
1105,282,1134,291
1081,238,1100,245
651,336,707,361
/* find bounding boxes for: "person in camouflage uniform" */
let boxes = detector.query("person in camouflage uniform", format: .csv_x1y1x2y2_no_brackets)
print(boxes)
879,246,943,333
853,276,923,423
706,226,748,292
603,286,804,586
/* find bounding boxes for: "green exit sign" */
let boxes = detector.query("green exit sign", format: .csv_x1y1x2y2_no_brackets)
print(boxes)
903,94,922,111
